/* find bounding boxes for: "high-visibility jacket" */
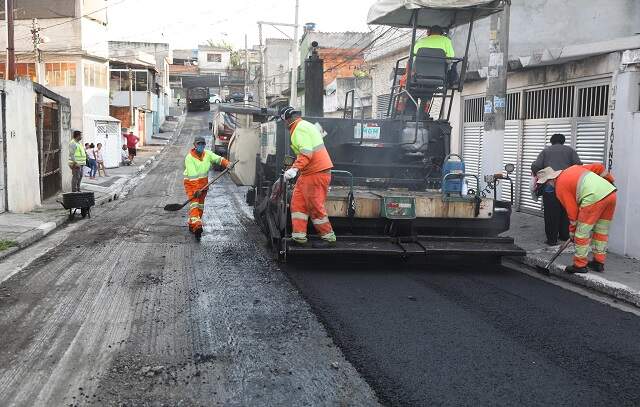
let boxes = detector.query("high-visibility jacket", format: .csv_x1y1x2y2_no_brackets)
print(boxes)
68,139,87,166
413,35,455,58
183,149,229,189
289,118,333,176
555,163,616,227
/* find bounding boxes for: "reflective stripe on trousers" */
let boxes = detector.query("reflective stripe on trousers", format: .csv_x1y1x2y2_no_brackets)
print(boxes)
290,172,335,242
573,192,616,267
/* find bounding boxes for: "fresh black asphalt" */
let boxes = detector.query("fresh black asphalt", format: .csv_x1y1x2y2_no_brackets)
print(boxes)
285,260,640,406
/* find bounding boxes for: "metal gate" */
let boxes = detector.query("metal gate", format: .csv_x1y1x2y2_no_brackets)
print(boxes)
376,93,391,119
462,81,609,214
36,97,62,201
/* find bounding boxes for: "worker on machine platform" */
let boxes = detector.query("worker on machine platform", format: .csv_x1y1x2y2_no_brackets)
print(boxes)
183,135,230,241
399,25,456,116
279,106,337,248
536,163,616,274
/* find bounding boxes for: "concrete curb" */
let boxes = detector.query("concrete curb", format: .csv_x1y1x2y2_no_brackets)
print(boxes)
0,214,68,261
0,120,181,262
510,254,640,308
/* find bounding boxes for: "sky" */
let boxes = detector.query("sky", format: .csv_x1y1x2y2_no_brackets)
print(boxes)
107,0,374,50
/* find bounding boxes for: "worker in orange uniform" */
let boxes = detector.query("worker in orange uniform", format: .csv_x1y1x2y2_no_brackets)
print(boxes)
183,135,230,241
279,106,336,248
536,163,616,274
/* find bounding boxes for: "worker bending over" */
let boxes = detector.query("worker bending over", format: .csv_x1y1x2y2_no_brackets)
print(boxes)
183,135,230,241
279,106,336,248
536,163,616,274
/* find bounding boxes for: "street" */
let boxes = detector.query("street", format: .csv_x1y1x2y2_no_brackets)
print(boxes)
1,112,639,406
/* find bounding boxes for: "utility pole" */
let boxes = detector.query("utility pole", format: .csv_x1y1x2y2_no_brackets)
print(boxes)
5,0,16,80
290,0,300,107
31,18,44,84
482,0,510,181
258,22,267,107
128,68,134,128
244,34,249,107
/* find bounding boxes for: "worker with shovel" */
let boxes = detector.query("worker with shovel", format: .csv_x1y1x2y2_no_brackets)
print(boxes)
536,164,616,274
183,136,230,241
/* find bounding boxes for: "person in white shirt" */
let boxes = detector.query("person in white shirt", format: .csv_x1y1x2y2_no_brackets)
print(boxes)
86,143,97,179
121,144,132,166
95,143,107,176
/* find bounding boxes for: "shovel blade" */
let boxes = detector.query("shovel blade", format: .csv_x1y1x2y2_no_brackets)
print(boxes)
164,203,185,212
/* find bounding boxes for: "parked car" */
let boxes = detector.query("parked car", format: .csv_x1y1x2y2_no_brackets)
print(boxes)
209,111,237,156
226,92,254,103
209,94,222,104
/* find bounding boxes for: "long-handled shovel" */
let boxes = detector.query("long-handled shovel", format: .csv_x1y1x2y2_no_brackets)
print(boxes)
536,239,572,275
164,161,238,212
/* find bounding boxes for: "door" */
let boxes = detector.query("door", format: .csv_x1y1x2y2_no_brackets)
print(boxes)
502,121,520,203
36,98,62,201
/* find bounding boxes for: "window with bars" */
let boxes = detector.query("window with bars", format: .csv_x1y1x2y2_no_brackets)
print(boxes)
577,85,609,117
463,93,521,122
524,85,574,119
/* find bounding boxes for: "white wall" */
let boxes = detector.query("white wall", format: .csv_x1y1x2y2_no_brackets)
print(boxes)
111,91,151,108
1,80,41,213
198,49,230,72
608,68,640,259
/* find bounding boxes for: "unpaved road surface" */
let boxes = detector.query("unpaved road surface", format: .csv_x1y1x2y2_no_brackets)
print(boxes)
0,112,379,406
285,261,640,406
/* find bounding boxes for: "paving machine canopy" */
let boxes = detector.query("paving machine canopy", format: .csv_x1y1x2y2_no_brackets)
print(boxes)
367,0,503,28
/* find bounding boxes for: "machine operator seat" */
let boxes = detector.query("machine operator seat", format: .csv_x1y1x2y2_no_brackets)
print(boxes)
407,48,448,101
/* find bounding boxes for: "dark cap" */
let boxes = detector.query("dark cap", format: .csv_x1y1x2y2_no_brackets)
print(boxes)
194,136,206,144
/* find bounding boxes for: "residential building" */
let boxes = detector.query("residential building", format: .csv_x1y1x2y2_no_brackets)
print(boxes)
197,45,231,76
324,77,372,118
109,41,173,133
264,38,293,102
0,0,120,194
294,29,372,111
108,52,157,148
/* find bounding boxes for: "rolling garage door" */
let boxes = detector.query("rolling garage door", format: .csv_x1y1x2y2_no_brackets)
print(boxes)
519,121,572,213
501,121,519,202
462,123,483,190
575,84,609,164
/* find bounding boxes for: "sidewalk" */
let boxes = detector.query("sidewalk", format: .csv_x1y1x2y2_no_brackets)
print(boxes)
505,211,640,307
0,120,180,261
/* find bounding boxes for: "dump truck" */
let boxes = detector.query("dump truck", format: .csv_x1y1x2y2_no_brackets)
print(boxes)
223,0,524,262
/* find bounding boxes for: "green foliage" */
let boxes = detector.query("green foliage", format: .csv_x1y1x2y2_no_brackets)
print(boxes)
0,240,17,252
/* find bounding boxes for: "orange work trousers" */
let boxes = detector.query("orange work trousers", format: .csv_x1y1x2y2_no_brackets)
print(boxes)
184,180,208,232
573,192,616,267
290,171,336,243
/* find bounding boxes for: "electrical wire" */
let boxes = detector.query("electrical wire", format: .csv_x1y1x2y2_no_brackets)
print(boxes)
323,26,394,73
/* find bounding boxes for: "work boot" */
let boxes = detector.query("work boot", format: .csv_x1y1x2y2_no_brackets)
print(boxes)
312,240,336,249
564,265,588,274
587,260,605,272
194,228,203,242
291,239,308,247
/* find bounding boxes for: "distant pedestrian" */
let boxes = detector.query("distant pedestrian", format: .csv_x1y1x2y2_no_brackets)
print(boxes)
536,164,616,274
95,143,107,176
121,144,132,166
68,131,86,192
86,143,98,179
531,133,582,246
124,131,139,163
177,96,181,106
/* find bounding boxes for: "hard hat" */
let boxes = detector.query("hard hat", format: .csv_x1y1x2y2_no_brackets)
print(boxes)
278,105,300,121
194,135,206,144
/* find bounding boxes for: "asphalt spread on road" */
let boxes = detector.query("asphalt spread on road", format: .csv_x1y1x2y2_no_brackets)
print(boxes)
284,255,640,406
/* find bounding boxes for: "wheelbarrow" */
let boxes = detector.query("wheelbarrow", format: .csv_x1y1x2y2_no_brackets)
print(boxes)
58,192,95,220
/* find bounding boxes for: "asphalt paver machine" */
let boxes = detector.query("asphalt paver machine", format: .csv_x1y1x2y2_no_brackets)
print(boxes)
224,0,524,262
